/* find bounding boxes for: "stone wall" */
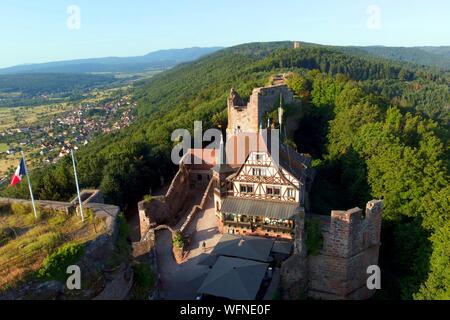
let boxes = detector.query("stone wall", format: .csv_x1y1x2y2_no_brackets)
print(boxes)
280,200,383,300
138,167,191,240
179,177,214,235
0,197,74,215
227,84,294,136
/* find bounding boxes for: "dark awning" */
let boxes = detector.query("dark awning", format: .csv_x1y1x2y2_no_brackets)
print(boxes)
197,256,268,300
221,197,300,220
210,234,274,262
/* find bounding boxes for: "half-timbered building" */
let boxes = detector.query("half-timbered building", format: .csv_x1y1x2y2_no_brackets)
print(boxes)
211,82,313,240
213,138,312,240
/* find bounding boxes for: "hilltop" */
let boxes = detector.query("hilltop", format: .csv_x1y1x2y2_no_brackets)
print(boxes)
1,41,449,300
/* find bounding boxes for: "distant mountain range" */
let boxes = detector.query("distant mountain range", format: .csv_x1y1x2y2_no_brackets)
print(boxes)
0,47,223,75
1,44,449,76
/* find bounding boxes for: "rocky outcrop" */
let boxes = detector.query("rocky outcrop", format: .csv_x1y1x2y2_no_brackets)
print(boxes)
0,191,130,300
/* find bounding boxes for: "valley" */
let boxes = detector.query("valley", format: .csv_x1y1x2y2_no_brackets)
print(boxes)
0,85,138,180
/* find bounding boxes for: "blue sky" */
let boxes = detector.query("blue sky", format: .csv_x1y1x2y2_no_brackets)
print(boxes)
1,0,449,68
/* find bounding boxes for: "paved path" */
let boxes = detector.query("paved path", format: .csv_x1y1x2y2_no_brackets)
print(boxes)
156,196,221,300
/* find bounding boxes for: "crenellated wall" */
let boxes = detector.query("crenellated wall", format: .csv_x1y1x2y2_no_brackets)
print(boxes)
281,200,383,300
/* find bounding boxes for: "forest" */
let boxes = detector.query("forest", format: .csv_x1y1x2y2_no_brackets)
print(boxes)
0,73,117,108
1,42,448,299
0,73,116,96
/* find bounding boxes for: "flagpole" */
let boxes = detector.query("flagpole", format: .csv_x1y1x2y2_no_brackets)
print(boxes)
71,149,84,222
21,151,38,220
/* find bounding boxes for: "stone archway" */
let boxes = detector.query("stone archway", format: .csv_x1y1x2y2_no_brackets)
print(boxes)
153,224,176,236
153,225,184,263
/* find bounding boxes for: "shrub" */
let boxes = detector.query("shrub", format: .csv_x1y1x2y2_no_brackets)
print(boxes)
305,218,323,256
108,213,131,267
0,203,11,215
143,194,153,202
130,262,156,300
172,231,185,249
133,262,155,288
38,242,84,281
0,227,15,246
117,214,130,255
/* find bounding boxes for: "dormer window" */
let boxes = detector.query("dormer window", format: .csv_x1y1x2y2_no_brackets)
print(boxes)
252,168,266,176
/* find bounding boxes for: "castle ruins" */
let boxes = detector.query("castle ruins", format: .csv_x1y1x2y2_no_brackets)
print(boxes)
138,76,383,300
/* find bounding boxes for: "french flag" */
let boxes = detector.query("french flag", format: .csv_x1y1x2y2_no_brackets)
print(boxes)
10,157,26,186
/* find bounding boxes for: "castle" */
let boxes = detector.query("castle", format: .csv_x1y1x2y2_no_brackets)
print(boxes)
138,77,382,300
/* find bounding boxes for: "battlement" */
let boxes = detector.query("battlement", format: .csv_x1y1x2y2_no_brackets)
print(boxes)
281,200,383,300
227,82,294,136
324,200,383,259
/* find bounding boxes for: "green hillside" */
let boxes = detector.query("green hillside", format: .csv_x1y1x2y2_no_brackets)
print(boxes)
1,42,449,299
0,73,116,95
354,46,450,70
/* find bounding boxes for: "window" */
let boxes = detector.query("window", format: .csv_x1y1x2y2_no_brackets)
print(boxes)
197,174,202,181
252,168,266,176
256,153,263,161
287,188,295,199
240,184,254,194
267,186,281,197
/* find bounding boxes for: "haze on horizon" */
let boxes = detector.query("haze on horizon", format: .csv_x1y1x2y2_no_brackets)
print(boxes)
1,0,449,68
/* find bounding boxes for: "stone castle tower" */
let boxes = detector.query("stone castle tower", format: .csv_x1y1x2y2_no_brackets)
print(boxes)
281,200,383,300
226,84,294,136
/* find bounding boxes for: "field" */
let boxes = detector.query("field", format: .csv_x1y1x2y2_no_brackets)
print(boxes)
0,203,106,290
0,104,73,131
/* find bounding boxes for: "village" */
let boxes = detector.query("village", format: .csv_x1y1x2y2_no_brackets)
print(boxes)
0,95,137,183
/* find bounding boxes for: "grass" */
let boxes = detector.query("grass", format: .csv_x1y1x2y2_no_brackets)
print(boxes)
0,143,7,153
0,104,72,131
0,203,106,291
